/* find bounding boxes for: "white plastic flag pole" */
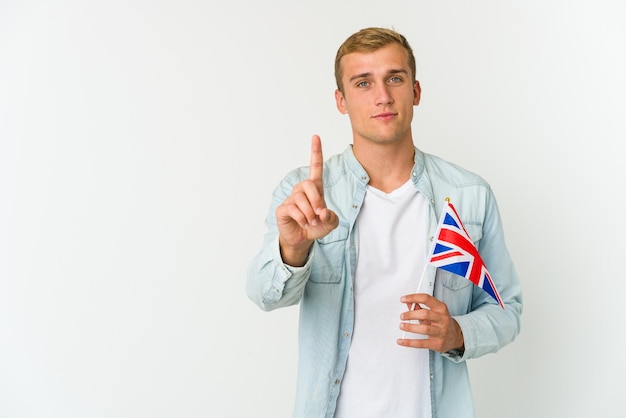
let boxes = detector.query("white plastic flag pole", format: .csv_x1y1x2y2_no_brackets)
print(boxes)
401,261,429,339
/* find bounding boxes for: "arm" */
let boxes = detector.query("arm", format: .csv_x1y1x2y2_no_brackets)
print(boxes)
246,136,339,311
397,190,522,359
451,192,523,360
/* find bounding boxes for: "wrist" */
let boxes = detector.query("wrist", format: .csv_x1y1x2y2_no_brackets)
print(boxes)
279,238,313,267
451,319,465,352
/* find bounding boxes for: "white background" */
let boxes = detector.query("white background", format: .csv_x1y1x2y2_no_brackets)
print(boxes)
1,1,625,417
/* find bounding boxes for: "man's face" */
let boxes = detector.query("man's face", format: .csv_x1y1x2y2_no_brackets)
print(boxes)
335,43,421,147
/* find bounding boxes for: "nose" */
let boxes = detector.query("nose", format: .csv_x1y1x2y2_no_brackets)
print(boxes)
375,84,394,106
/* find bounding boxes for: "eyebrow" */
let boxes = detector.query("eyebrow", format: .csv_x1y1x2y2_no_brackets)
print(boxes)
348,68,409,83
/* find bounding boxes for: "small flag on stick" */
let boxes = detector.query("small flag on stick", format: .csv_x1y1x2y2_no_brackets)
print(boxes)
429,199,504,309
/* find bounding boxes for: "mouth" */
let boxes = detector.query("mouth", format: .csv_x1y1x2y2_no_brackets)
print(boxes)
372,112,397,121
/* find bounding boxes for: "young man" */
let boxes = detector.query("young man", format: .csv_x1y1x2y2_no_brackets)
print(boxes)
246,27,522,418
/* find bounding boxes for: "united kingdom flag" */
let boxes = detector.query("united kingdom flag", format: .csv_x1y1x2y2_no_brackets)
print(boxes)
430,200,505,309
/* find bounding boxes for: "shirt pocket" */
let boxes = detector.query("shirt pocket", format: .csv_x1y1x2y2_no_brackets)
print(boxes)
463,222,483,245
436,270,473,315
309,223,349,284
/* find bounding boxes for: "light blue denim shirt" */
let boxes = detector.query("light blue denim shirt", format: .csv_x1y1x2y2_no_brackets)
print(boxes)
246,146,522,418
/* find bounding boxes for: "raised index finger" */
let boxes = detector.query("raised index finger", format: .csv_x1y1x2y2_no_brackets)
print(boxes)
309,135,324,183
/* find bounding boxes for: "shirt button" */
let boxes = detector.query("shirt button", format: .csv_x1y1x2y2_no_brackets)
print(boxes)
430,373,434,380
335,379,340,384
343,332,349,337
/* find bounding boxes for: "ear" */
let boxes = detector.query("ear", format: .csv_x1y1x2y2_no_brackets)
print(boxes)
335,89,348,114
413,81,422,106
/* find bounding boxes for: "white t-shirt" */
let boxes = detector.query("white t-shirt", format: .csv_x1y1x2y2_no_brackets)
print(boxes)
335,180,433,418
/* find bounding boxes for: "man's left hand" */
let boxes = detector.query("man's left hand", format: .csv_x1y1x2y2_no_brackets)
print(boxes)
397,293,464,354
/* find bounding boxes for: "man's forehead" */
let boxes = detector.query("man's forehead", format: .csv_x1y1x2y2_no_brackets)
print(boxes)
341,51,411,80
340,44,410,75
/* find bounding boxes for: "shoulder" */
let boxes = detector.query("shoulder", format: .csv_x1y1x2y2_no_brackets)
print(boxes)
417,150,497,219
421,151,491,190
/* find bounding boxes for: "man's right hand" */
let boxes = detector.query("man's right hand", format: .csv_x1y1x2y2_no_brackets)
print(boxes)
276,135,339,266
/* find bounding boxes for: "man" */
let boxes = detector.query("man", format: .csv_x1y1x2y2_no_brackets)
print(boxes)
246,27,522,418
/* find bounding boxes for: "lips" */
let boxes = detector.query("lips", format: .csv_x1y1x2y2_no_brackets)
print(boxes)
373,112,397,121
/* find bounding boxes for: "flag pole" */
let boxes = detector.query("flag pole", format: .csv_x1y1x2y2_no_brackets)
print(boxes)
401,261,429,339
400,198,448,339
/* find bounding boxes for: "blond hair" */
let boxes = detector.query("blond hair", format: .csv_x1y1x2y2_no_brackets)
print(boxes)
334,27,417,92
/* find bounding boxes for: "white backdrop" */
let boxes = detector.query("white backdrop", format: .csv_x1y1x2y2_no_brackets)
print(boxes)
1,1,625,417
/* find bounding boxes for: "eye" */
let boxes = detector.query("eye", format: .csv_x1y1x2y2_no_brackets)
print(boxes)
389,76,402,84
356,80,370,88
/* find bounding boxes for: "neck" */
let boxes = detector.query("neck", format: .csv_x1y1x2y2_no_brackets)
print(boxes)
353,141,415,193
